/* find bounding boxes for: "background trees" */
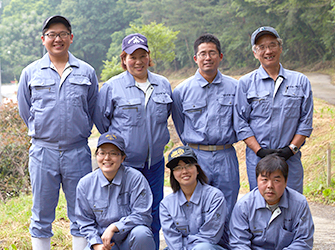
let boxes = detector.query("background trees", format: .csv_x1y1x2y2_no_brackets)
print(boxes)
0,0,334,82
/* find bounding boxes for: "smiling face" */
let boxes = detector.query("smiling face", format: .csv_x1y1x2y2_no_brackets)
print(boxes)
123,48,150,83
96,143,126,181
257,169,287,205
253,34,282,71
41,23,73,59
172,160,198,190
194,42,223,82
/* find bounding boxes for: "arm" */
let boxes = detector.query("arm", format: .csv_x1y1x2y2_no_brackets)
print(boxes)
93,83,113,134
171,87,186,145
159,200,185,250
17,69,31,126
283,202,314,249
75,181,104,248
229,202,253,249
87,69,99,127
112,174,153,237
186,191,226,245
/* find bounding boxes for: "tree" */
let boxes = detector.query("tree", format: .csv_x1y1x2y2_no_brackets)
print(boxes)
130,22,179,72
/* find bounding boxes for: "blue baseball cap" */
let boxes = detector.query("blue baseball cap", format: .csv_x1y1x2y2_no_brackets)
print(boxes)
122,33,149,54
251,26,280,46
42,15,71,32
97,132,125,154
166,146,198,170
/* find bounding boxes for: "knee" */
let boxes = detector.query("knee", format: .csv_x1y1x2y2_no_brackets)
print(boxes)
192,242,216,250
129,226,155,249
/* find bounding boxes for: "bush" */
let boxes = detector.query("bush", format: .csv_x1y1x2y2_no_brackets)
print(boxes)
0,101,30,202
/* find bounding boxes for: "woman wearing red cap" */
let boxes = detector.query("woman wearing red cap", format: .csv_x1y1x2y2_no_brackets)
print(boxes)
93,33,172,249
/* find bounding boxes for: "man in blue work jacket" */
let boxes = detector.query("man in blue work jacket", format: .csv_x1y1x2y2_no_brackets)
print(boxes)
17,15,98,249
234,26,313,193
229,155,314,249
172,33,239,249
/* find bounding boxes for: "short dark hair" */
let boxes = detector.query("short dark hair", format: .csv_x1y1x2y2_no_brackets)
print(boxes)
256,155,289,181
194,33,221,56
170,158,208,193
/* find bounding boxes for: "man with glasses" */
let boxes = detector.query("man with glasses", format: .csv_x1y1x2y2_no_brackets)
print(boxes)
234,26,313,194
172,33,239,248
17,15,98,249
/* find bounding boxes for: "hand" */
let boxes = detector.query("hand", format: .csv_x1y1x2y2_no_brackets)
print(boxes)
256,148,279,158
276,146,294,160
101,224,119,249
93,243,115,250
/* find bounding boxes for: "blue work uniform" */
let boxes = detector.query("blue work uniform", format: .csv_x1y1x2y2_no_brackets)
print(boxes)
172,69,240,247
229,187,314,249
234,65,313,193
75,165,155,250
93,70,172,249
160,181,227,250
17,52,98,238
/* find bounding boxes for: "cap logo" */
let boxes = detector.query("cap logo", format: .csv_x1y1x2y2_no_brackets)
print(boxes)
128,36,145,45
171,148,185,158
105,134,117,141
259,27,265,32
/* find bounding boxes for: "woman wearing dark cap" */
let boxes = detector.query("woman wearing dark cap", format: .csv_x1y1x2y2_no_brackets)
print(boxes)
93,33,172,249
160,146,227,250
75,132,155,250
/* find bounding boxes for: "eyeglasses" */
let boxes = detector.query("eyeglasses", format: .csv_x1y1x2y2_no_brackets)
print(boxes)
173,164,194,172
97,151,121,158
44,31,70,40
196,51,219,59
256,42,280,52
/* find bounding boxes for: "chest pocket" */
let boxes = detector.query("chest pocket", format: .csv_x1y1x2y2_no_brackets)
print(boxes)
117,192,131,216
29,78,57,108
282,86,303,118
92,199,108,222
152,93,172,123
117,98,142,126
68,76,92,107
183,100,206,128
217,96,234,126
173,216,190,237
247,90,271,118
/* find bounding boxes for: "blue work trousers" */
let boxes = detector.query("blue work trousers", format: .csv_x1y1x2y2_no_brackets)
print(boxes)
28,144,92,237
138,158,165,250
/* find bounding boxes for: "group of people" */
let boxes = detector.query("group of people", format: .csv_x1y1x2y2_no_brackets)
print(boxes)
16,15,314,250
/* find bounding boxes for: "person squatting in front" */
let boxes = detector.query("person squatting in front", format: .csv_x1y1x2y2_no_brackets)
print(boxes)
93,33,172,249
160,146,227,250
75,132,155,250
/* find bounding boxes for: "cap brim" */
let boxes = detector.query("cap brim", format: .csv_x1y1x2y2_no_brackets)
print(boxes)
124,45,149,55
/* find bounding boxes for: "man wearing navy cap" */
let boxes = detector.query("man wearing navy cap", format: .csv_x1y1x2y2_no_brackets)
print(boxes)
234,26,313,193
17,15,99,249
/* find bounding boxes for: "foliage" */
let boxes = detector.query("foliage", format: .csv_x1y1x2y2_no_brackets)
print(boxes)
100,56,124,82
0,102,30,202
129,22,179,72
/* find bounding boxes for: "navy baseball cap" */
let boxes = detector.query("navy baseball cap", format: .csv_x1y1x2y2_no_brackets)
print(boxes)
122,33,149,54
97,132,125,154
166,146,198,170
42,15,71,32
251,26,280,46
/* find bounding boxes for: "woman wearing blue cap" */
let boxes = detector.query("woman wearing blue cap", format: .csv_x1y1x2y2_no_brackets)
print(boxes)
75,132,155,250
160,146,227,250
93,33,172,249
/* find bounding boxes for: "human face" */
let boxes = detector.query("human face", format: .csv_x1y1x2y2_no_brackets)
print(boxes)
41,23,73,59
257,170,287,205
173,160,198,190
124,49,149,82
253,34,282,70
96,144,125,181
194,42,223,80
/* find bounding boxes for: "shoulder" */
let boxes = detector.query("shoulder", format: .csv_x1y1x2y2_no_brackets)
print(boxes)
173,75,196,93
202,183,224,198
285,187,309,205
21,58,43,74
283,68,310,83
238,69,258,83
123,166,148,184
220,72,238,85
77,170,98,188
161,190,178,205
